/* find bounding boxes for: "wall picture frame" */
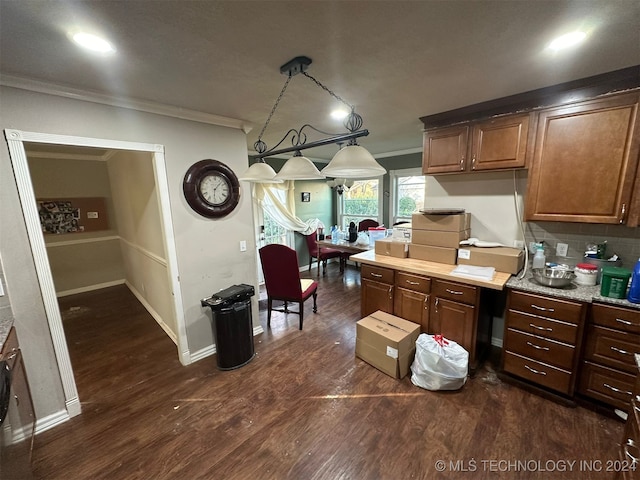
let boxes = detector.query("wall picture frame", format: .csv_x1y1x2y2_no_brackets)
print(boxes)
301,192,311,202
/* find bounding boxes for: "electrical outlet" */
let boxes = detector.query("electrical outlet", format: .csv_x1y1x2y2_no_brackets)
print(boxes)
513,240,525,249
240,240,247,252
556,242,569,257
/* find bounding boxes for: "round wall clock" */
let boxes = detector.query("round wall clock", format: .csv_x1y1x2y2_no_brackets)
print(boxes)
183,159,240,218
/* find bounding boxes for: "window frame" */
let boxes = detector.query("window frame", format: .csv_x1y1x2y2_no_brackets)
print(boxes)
337,176,384,229
389,167,425,225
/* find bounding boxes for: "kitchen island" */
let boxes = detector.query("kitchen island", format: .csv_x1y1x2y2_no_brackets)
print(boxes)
349,250,511,371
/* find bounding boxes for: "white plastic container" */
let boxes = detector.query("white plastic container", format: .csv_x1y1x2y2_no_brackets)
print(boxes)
532,245,546,270
574,263,598,286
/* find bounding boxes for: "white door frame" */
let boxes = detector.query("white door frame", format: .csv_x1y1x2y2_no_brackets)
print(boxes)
4,129,188,418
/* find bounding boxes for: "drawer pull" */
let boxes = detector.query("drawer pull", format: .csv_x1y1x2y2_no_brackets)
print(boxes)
370,273,383,278
610,346,633,356
424,297,429,310
406,280,420,286
524,365,547,376
445,289,464,295
529,323,553,332
616,317,640,327
531,304,554,312
623,438,639,464
603,383,632,396
526,341,550,351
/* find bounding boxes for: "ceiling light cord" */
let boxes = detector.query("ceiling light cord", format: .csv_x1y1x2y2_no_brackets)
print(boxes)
254,75,293,154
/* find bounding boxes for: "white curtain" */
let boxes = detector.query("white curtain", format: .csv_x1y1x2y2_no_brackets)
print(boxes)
253,181,322,235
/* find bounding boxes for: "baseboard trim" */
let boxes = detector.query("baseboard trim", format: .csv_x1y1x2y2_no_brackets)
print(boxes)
491,337,503,348
56,279,126,297
35,409,70,436
125,281,177,345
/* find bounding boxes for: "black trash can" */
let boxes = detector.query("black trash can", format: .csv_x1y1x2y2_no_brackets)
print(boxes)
201,284,255,370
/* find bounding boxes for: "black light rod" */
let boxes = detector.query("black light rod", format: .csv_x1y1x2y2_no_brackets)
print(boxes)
258,129,369,159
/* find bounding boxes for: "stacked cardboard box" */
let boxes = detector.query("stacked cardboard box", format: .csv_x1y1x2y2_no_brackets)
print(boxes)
409,212,471,264
457,246,525,274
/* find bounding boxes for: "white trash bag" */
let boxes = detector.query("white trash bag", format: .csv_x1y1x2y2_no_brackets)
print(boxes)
410,334,469,391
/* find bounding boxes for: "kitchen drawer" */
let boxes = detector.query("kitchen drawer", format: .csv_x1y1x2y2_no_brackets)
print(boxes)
395,272,431,294
432,279,477,305
619,407,640,480
0,327,19,370
592,303,640,335
361,264,394,284
583,324,640,374
504,328,575,370
579,361,635,411
509,290,583,323
503,350,572,394
507,310,579,345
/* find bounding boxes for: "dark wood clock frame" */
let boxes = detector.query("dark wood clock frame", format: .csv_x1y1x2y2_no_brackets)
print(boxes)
183,159,240,218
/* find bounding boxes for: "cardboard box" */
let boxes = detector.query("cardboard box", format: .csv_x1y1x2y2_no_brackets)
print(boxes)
457,246,525,274
355,311,421,379
411,229,471,248
375,238,409,258
408,243,458,264
412,212,471,232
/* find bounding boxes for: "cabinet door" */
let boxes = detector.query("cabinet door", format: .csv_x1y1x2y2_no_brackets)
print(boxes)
525,93,640,224
422,125,469,174
429,297,475,355
471,113,530,171
361,279,394,317
394,288,429,332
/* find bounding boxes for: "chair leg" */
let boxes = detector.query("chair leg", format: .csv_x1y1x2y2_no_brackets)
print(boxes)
312,291,317,313
299,302,304,330
284,301,289,313
267,298,272,328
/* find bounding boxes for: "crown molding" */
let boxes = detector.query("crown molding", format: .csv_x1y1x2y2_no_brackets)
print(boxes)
0,74,254,133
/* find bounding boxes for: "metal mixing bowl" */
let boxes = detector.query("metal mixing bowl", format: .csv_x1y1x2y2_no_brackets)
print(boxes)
532,268,576,288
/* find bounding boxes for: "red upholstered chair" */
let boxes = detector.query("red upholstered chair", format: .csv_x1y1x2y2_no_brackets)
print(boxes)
358,219,379,232
259,244,318,330
303,230,342,275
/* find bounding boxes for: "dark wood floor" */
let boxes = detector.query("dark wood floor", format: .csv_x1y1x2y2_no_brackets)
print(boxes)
26,263,623,480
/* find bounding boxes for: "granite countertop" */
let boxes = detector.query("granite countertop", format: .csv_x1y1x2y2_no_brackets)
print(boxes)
0,317,13,352
507,270,640,310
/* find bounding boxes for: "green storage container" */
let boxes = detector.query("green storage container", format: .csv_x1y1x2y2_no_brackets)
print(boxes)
600,266,632,299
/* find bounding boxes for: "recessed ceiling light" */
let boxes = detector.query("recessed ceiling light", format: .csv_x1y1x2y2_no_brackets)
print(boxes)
331,108,349,120
547,31,587,51
71,32,116,54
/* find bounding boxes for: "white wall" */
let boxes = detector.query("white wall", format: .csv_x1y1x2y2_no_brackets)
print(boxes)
424,170,528,246
0,85,258,422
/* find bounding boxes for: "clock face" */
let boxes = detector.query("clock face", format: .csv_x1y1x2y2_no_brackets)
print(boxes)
183,159,240,218
200,173,230,206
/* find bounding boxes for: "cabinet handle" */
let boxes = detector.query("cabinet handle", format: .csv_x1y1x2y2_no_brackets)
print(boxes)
529,323,553,332
370,272,383,278
603,383,632,396
624,438,639,464
524,365,547,376
445,289,464,295
406,280,420,286
610,346,633,356
424,296,429,310
531,304,554,312
434,297,439,312
471,156,476,170
526,341,550,351
460,157,465,170
388,286,393,299
616,317,640,327
620,203,626,224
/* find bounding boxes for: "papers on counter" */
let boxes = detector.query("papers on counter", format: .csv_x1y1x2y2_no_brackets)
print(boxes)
450,264,496,281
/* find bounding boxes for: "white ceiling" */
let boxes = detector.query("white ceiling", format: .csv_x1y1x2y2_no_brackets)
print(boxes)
1,1,639,160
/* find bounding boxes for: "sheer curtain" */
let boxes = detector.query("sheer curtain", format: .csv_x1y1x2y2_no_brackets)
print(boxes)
253,181,322,235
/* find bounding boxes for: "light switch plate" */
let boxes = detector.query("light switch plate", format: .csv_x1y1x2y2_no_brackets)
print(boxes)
240,240,247,252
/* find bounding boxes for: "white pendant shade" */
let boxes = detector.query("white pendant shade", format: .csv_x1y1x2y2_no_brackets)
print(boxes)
274,155,325,180
321,145,386,179
238,161,283,183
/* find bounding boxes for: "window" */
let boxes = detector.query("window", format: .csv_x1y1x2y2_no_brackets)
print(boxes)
262,210,289,246
390,168,425,225
338,178,382,229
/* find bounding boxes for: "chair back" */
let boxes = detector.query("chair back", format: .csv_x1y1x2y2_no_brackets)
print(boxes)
358,219,380,232
259,244,303,298
303,230,319,257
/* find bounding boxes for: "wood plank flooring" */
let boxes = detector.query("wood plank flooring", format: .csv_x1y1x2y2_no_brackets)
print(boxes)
26,263,624,480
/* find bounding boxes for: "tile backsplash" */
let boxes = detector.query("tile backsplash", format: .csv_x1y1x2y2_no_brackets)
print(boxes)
524,222,640,268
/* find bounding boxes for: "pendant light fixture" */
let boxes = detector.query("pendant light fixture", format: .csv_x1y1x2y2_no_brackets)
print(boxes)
239,56,385,182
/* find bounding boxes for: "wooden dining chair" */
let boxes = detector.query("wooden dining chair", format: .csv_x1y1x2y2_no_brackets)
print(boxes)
358,219,379,232
303,230,342,275
259,244,318,330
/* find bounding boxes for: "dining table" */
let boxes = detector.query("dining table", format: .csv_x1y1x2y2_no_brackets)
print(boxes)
316,239,372,273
